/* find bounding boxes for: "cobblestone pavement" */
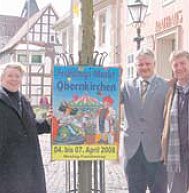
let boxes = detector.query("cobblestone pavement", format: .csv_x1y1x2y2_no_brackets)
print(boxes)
39,134,128,193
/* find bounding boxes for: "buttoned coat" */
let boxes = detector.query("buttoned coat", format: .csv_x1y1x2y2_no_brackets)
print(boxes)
0,87,50,193
121,76,169,162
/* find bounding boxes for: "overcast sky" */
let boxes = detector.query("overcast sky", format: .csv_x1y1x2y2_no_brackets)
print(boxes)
0,0,71,17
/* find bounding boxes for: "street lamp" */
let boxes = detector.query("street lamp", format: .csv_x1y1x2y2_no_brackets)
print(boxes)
127,0,148,50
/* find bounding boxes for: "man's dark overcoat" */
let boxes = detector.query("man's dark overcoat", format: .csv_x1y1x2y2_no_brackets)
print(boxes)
0,87,50,193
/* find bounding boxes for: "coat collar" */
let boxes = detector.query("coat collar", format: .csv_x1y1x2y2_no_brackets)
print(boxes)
161,86,175,162
0,87,22,117
0,87,13,106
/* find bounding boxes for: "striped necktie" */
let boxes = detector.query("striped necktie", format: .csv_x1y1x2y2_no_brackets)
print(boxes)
141,80,149,103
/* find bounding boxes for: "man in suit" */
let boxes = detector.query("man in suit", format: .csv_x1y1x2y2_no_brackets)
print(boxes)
121,48,168,193
162,50,189,193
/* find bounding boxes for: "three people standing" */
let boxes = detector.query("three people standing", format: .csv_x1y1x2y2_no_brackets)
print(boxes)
1,50,188,193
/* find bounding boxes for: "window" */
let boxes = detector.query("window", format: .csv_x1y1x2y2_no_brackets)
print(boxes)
17,54,27,63
127,65,135,78
31,55,42,63
50,35,55,43
126,54,136,78
127,54,134,64
99,13,106,45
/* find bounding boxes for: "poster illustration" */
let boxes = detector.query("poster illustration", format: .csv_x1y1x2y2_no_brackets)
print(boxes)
52,66,121,160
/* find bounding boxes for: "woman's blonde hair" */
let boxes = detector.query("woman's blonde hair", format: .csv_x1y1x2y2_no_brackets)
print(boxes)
1,62,25,77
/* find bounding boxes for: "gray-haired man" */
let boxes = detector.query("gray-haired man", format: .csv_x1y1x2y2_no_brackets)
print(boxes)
121,48,168,193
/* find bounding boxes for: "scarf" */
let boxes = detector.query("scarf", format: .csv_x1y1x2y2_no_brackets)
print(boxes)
167,89,181,173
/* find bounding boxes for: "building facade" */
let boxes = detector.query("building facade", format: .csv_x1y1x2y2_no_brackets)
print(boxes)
53,0,125,68
0,0,61,106
124,0,189,79
2,0,188,105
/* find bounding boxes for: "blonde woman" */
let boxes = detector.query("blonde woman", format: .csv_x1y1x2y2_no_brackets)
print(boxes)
0,63,51,193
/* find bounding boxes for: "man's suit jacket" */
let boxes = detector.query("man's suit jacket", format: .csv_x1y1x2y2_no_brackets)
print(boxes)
121,76,169,162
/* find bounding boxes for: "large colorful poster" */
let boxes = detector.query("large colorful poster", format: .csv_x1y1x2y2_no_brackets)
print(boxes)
52,66,121,160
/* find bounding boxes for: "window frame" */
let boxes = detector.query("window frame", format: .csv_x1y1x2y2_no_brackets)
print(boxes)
31,54,42,64
17,54,27,63
99,12,107,46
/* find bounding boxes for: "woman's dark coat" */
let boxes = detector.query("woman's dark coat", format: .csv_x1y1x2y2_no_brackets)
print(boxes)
0,87,50,193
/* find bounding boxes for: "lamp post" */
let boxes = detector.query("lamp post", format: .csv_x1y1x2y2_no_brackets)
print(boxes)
127,0,148,50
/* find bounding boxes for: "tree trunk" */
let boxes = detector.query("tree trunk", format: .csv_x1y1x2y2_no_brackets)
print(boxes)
80,0,94,66
78,1,94,193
